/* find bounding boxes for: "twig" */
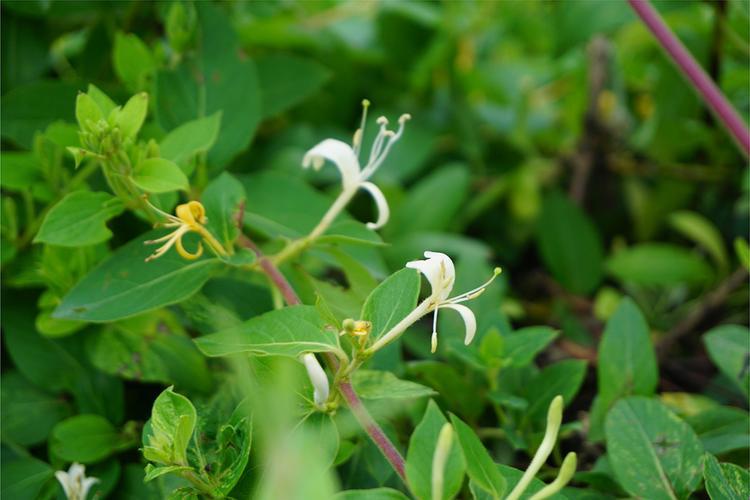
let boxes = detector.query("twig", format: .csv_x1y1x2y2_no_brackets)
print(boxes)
628,0,750,156
234,202,407,482
657,267,749,358
568,36,611,205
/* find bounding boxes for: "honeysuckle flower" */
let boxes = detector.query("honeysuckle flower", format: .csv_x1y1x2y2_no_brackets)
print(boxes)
55,462,99,500
367,251,501,354
143,198,228,262
301,100,410,236
406,251,501,353
302,353,329,408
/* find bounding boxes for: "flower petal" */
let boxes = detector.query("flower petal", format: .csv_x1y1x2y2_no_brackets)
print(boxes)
405,251,455,301
55,471,72,499
302,353,329,407
441,303,477,346
302,139,361,191
359,181,390,230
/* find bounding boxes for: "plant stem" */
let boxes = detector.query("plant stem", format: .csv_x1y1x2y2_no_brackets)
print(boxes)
234,210,407,483
657,266,748,358
337,376,407,481
627,0,750,156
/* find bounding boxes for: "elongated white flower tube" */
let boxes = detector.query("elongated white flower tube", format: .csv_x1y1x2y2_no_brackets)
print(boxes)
302,100,410,237
301,353,329,407
506,396,566,500
368,251,501,354
431,423,454,500
55,463,99,500
528,452,578,500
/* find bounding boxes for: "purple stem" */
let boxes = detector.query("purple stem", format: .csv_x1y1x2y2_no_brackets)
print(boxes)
627,0,750,156
338,378,407,481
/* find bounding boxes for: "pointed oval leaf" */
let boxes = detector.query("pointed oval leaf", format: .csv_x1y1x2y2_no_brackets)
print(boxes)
34,191,125,247
606,397,704,500
132,158,189,193
195,305,339,358
449,414,506,499
54,230,223,322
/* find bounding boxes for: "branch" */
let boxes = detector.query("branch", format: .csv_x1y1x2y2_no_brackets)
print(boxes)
234,203,407,482
568,36,611,205
628,0,750,156
657,267,748,359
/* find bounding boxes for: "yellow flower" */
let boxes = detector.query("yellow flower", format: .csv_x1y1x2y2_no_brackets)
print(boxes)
144,198,227,262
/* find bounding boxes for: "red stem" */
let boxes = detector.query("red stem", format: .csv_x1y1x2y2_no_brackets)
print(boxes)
627,0,750,156
235,206,407,482
338,376,407,480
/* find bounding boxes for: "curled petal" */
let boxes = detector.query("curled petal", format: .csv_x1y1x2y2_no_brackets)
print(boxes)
441,303,477,346
55,472,73,499
405,251,455,302
175,236,203,260
302,139,361,191
302,353,329,407
359,181,390,230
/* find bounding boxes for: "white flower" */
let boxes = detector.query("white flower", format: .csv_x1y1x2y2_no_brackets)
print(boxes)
302,100,410,231
406,251,501,353
302,353,329,407
55,463,99,500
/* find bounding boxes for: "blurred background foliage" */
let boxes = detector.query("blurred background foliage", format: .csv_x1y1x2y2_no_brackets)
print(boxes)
1,0,748,498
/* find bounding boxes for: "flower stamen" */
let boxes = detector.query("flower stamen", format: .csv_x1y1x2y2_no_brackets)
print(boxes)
143,197,228,262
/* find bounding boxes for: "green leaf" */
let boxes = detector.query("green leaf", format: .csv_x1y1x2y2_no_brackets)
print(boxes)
1,151,43,191
449,414,506,499
702,325,749,400
333,489,410,500
1,80,79,148
668,210,728,272
51,414,134,463
202,172,245,249
87,84,117,117
76,91,104,130
256,54,330,117
361,268,421,340
352,370,436,400
195,305,340,358
1,371,72,446
85,312,212,393
388,164,470,237
2,299,125,423
500,326,558,367
144,464,193,482
132,157,189,193
525,359,587,421
685,406,750,455
113,92,149,139
160,112,221,171
144,387,197,465
703,453,750,500
606,243,713,286
734,238,749,271
536,191,604,294
605,397,704,500
155,3,261,168
113,32,155,91
34,191,125,246
593,297,658,436
54,230,223,322
1,456,53,500
406,401,465,500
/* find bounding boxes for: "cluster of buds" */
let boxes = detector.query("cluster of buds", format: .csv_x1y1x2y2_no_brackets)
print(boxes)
68,89,148,169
